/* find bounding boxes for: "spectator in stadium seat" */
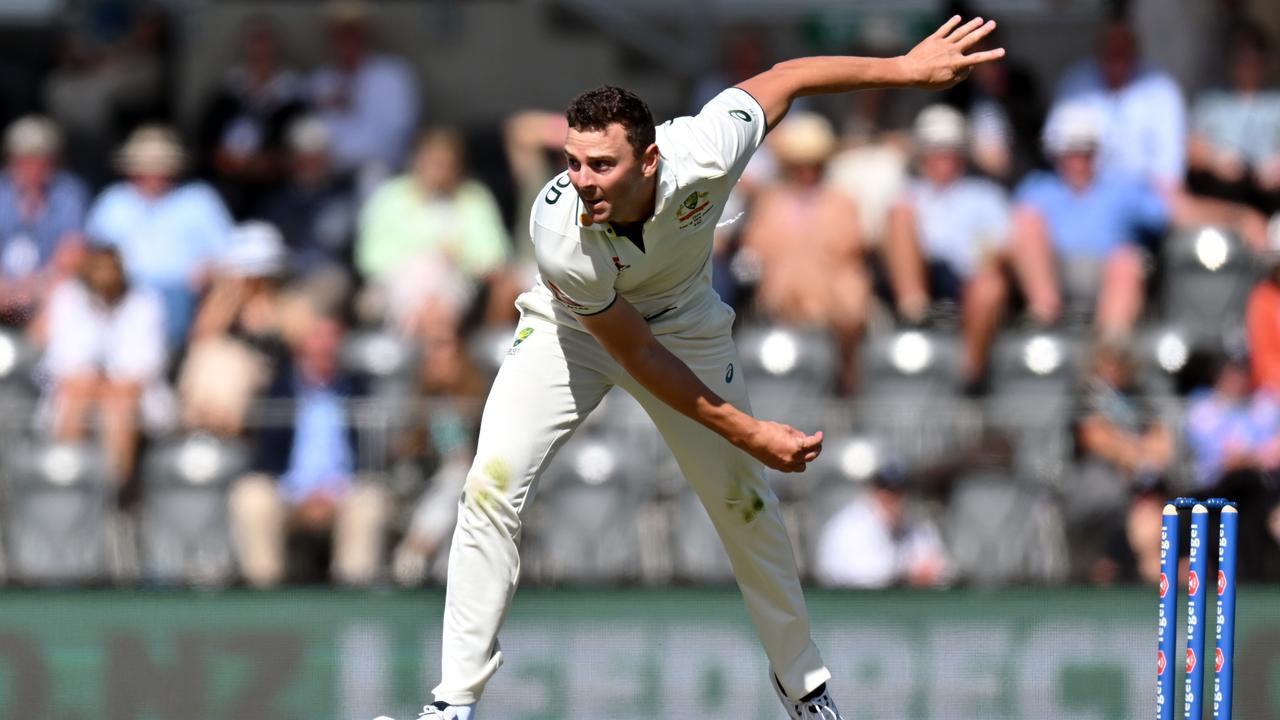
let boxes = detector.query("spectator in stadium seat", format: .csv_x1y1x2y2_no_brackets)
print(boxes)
229,311,387,587
196,14,306,219
0,116,88,327
307,0,419,195
1184,350,1280,489
42,4,170,186
814,464,953,589
179,221,292,437
883,105,1012,393
1187,22,1280,216
44,244,166,486
1068,338,1174,575
1183,349,1280,580
357,127,511,394
260,115,359,280
1053,17,1186,189
85,125,234,348
1075,339,1174,478
1051,16,1269,248
739,112,868,395
1010,104,1168,337
826,88,910,252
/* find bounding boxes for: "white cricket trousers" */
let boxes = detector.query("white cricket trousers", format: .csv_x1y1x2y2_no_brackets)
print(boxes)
433,315,830,705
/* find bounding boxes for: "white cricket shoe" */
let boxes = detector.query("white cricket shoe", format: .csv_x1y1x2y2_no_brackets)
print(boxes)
372,702,474,720
773,675,843,719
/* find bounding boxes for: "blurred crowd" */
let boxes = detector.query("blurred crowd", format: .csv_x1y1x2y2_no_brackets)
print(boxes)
0,0,1278,589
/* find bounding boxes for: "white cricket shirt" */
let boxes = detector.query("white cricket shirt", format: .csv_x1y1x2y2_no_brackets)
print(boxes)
515,87,766,338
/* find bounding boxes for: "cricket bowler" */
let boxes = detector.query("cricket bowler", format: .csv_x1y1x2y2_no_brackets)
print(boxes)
380,15,1004,720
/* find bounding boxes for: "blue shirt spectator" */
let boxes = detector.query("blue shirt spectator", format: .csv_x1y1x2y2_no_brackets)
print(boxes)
1185,358,1280,488
1015,169,1168,259
248,314,363,497
85,126,234,345
308,4,419,193
0,171,86,278
279,382,356,504
1052,19,1186,187
0,116,88,321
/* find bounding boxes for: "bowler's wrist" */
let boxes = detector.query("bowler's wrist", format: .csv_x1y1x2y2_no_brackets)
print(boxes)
891,55,924,87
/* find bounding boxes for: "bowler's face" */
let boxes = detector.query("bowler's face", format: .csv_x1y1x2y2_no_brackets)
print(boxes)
564,123,651,224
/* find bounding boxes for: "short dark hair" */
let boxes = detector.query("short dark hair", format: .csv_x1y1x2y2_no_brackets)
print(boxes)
566,86,655,158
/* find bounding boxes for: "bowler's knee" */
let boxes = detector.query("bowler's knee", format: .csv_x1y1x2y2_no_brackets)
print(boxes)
461,457,522,533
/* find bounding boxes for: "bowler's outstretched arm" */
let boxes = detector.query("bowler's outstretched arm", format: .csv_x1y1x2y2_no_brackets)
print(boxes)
738,16,1005,129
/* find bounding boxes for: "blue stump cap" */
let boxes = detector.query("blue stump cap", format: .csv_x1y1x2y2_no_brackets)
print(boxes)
1172,497,1237,510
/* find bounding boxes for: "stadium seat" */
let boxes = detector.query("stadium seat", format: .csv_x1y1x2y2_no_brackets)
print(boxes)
138,433,248,586
857,329,965,466
3,441,113,584
525,432,648,584
1160,226,1261,344
735,324,837,429
0,328,41,436
943,470,1069,586
984,330,1083,486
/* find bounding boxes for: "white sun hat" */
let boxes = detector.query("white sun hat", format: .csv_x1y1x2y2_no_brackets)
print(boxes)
1042,103,1103,156
116,125,188,176
913,104,968,150
771,112,837,165
4,115,61,157
221,221,288,278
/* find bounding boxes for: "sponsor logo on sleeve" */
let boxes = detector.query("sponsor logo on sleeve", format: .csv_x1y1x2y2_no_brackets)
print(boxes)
545,280,592,313
729,109,752,122
508,327,535,355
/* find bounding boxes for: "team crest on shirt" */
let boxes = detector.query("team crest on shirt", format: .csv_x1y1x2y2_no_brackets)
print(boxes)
677,190,713,230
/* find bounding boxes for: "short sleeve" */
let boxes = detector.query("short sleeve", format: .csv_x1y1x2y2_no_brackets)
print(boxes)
533,226,618,316
668,87,767,178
